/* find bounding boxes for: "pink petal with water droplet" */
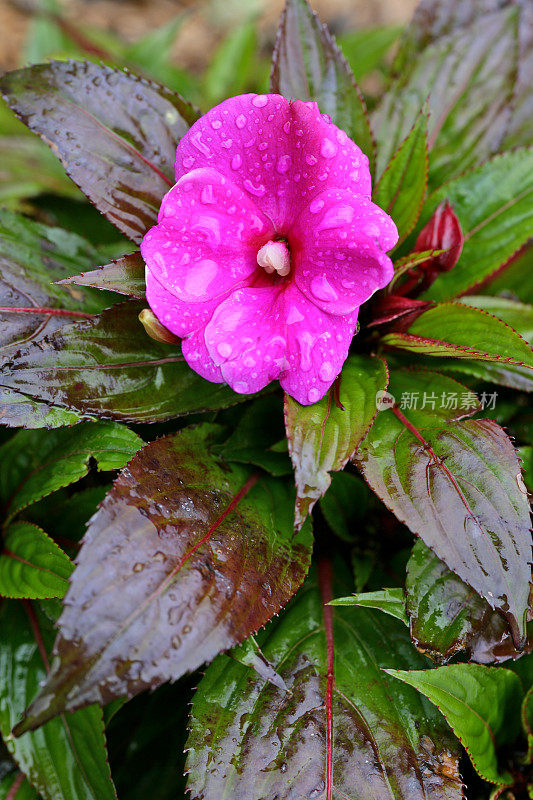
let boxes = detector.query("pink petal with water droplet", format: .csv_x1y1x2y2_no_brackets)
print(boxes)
174,94,371,229
181,328,224,383
291,187,397,314
204,285,287,394
145,269,225,338
141,167,273,304
278,284,358,405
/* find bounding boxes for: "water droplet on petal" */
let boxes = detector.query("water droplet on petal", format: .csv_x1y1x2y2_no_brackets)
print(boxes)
319,361,334,381
236,114,247,129
183,156,195,169
217,342,232,358
211,119,222,129
252,95,268,107
308,387,321,403
276,154,291,174
243,179,266,197
231,154,242,170
309,198,324,214
310,275,339,303
200,184,215,204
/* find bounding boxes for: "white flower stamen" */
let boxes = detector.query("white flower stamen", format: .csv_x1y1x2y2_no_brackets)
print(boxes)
257,240,290,277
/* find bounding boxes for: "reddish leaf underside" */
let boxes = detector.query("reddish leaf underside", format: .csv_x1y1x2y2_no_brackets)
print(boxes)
13,425,312,734
0,61,197,243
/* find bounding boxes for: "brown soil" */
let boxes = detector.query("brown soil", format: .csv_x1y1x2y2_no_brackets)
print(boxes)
0,0,418,74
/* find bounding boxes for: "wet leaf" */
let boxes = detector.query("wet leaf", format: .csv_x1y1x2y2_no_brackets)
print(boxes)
355,369,532,646
406,540,494,663
0,600,116,800
0,301,251,426
373,9,518,187
373,109,428,244
0,209,113,357
285,354,387,530
0,522,72,599
419,149,533,300
57,251,146,299
14,424,312,733
186,564,462,800
0,422,142,522
457,296,533,346
0,61,197,243
382,302,533,391
229,636,287,692
330,587,408,625
271,0,375,171
387,663,523,784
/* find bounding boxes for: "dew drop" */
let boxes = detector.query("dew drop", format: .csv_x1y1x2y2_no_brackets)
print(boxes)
319,361,334,381
310,275,339,303
321,138,338,158
211,119,222,129
309,198,324,214
243,179,266,197
133,562,144,573
217,342,232,358
252,95,268,107
231,154,242,170
200,184,215,204
276,154,291,174
236,114,247,129
308,387,321,403
182,156,195,169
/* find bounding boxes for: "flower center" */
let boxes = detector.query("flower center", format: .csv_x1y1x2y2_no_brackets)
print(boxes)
257,239,290,277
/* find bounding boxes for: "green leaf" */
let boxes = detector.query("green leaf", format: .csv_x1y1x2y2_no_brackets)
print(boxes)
457,296,533,345
338,25,402,79
0,209,113,357
57,251,146,299
0,61,197,244
373,9,518,187
330,587,408,624
14,425,312,733
387,663,524,784
0,422,142,521
0,600,116,800
285,354,387,529
0,301,252,426
420,149,533,300
355,369,532,645
271,0,375,171
186,565,462,800
0,773,37,800
0,136,77,208
228,636,287,691
319,470,369,541
382,302,533,391
0,522,72,599
406,540,493,663
373,109,428,244
204,22,258,106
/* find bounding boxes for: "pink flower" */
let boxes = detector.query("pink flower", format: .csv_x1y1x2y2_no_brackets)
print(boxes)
141,94,398,405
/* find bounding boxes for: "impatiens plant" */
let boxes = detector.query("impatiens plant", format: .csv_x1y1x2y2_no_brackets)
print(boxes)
0,0,531,798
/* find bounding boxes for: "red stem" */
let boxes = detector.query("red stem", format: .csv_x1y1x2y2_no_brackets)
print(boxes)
6,774,25,800
22,600,50,673
0,306,94,319
318,559,335,800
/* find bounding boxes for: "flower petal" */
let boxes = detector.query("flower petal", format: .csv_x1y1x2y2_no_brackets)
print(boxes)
291,187,398,315
279,284,358,405
174,94,371,230
145,269,225,339
141,167,273,304
204,285,287,395
181,328,224,384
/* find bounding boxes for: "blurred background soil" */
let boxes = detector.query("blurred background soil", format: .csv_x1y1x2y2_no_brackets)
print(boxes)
0,0,417,76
